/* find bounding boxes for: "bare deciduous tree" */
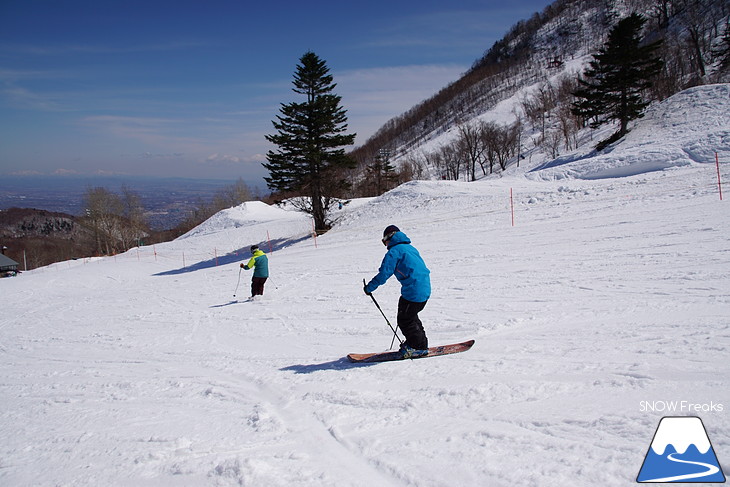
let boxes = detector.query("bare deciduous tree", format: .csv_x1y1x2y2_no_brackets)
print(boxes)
457,122,487,181
83,187,124,255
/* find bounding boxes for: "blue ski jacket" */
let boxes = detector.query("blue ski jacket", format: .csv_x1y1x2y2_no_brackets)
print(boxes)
365,231,431,302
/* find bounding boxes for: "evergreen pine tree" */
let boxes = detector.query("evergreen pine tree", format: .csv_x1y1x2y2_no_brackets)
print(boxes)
572,13,663,148
365,149,398,195
264,52,356,233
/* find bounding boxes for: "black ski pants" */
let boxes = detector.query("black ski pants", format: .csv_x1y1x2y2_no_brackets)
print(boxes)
397,296,428,350
251,276,267,296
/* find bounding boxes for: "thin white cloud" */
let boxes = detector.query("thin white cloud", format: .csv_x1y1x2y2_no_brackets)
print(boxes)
0,40,213,56
1,85,64,111
9,169,44,176
139,152,185,159
81,115,182,141
205,153,243,164
52,168,81,175
0,68,69,81
203,153,262,166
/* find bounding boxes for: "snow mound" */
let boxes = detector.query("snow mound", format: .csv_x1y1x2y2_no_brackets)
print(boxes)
337,179,493,233
180,201,303,238
529,83,730,180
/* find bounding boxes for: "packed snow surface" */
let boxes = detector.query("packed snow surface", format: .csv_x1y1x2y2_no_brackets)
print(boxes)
1,86,729,486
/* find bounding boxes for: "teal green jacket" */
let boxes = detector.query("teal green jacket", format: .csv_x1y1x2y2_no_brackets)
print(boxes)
243,250,269,278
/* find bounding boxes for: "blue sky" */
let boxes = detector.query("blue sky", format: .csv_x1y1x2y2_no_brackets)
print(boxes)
0,0,553,187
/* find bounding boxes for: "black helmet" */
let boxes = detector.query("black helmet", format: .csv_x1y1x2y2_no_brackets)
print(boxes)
250,245,259,253
382,225,400,245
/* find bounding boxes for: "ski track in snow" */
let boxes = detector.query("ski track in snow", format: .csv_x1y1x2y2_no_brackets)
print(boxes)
1,88,730,486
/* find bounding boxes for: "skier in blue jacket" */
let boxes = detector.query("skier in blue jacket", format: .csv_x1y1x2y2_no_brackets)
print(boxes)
364,225,431,358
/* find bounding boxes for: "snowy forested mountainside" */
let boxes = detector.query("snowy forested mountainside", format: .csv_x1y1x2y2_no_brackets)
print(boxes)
352,0,730,179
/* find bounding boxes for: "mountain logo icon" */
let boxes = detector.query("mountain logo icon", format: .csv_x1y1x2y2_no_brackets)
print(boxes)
637,416,726,483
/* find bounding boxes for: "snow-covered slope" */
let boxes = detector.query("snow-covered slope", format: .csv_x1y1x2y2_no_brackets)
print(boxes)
530,84,730,180
1,87,728,486
181,201,308,239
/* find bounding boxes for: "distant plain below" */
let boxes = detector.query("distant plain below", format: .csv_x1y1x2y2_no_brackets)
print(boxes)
0,176,255,230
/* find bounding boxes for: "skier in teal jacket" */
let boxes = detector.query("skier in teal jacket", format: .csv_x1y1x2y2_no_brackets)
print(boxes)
364,225,431,358
240,245,268,297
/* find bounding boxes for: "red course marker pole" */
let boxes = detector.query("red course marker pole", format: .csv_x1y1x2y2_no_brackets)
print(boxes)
716,152,723,201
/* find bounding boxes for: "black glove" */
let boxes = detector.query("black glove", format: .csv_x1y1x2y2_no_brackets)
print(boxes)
363,283,372,296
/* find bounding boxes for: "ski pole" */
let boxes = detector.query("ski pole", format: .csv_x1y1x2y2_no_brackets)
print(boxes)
233,267,242,297
363,279,403,348
267,276,278,290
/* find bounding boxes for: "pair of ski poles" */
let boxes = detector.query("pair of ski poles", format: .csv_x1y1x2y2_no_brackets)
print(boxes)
363,279,403,350
233,267,277,298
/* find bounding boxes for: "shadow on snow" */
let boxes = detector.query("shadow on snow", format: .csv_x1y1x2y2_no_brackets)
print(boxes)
528,148,601,173
280,357,381,373
153,235,311,276
209,300,240,308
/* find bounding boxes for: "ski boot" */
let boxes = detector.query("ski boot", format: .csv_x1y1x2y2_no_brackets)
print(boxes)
399,343,428,359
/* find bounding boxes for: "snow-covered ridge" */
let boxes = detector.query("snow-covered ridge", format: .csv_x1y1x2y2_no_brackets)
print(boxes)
528,84,730,180
181,201,306,238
